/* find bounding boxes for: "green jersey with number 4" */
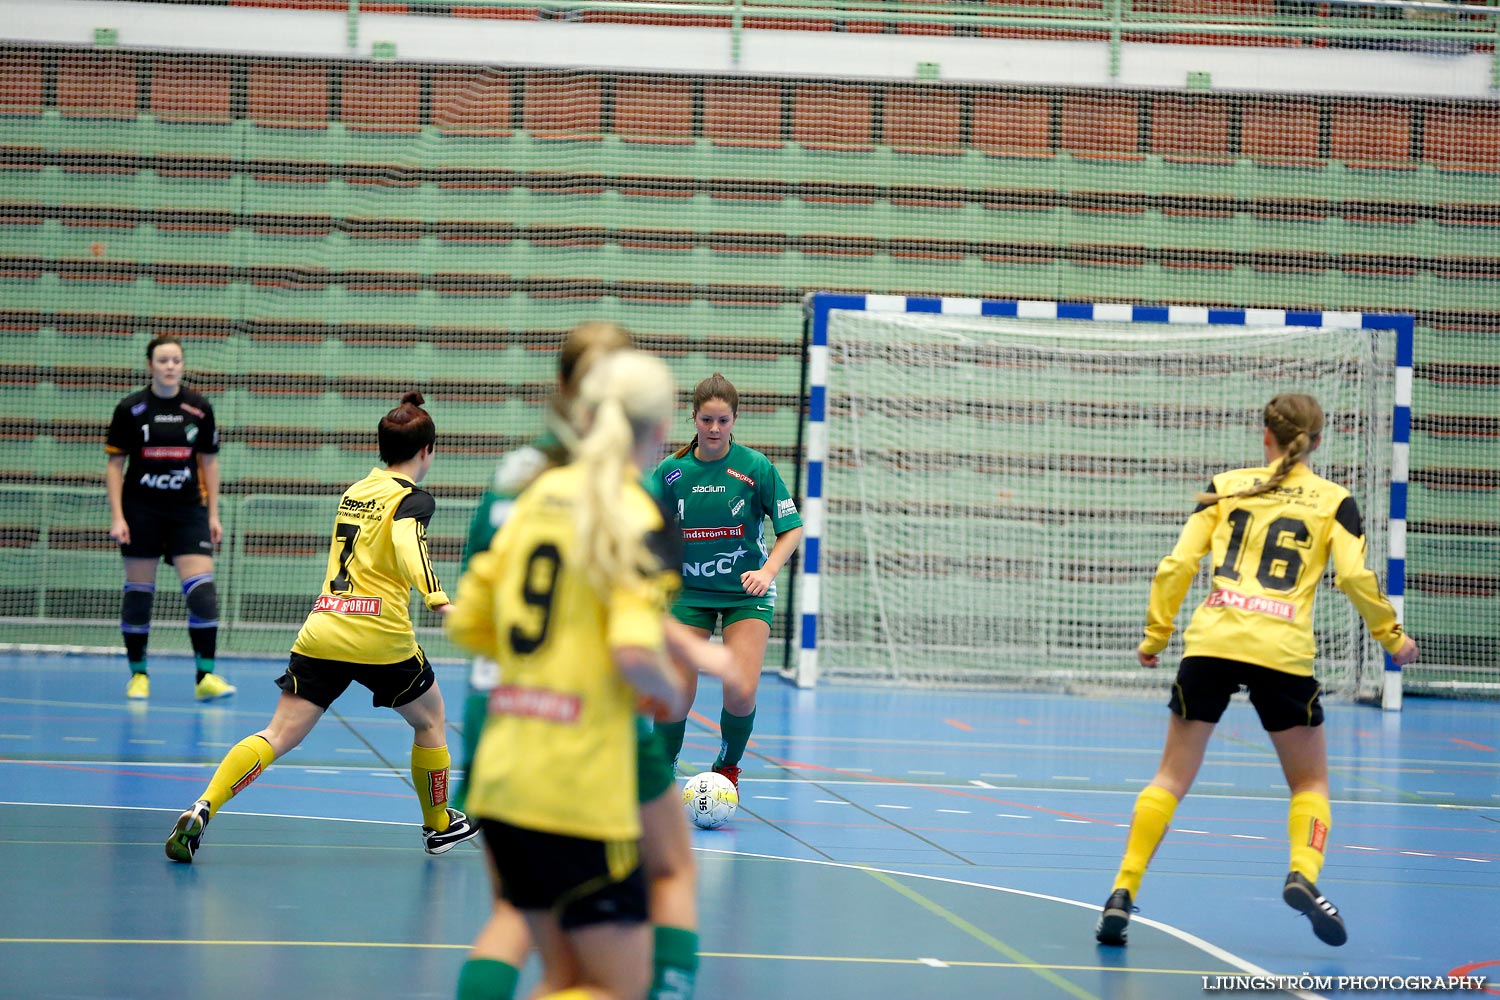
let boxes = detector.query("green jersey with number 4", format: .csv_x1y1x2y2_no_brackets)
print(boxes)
650,441,802,609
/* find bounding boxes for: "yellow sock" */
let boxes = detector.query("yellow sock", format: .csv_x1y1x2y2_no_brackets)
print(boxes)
1112,785,1179,898
202,735,276,819
1288,791,1332,883
410,742,452,831
535,990,592,1000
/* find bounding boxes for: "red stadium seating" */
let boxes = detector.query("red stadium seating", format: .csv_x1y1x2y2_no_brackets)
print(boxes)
1331,99,1415,170
703,80,785,148
885,86,963,155
341,64,423,132
247,59,330,128
970,92,1054,158
149,56,233,123
57,53,138,119
523,71,605,140
432,68,514,136
615,76,695,144
792,83,875,151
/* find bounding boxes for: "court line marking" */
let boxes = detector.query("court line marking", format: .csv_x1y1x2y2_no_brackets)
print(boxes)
3,761,1488,820
694,955,1254,975
695,846,1324,1000
5,695,1495,773
0,800,423,828
0,802,1481,987
739,744,980,868
0,762,418,800
0,937,472,949
862,867,1098,1000
0,936,1293,977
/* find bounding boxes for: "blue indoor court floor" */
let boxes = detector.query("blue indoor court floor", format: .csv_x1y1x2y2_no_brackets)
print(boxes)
1,651,1497,1000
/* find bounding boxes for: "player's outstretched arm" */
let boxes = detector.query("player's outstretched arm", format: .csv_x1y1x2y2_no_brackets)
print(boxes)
616,645,689,719
664,617,732,679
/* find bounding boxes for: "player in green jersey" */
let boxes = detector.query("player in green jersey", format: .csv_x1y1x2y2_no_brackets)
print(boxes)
649,373,804,789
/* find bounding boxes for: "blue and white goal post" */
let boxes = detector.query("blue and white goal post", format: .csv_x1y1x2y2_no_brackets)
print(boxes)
792,292,1413,710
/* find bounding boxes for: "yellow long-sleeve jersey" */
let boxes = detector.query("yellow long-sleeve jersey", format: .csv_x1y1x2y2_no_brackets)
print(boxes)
292,467,448,664
1141,461,1405,677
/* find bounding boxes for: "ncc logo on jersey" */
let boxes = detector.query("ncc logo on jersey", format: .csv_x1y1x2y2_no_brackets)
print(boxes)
682,546,748,579
140,467,191,490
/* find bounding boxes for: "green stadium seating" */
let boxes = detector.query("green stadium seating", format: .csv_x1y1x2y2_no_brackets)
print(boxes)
2,46,1494,683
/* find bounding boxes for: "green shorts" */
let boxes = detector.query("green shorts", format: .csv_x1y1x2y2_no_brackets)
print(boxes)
637,720,676,801
671,600,774,634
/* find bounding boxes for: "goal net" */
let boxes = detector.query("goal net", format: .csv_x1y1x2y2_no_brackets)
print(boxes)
800,300,1399,702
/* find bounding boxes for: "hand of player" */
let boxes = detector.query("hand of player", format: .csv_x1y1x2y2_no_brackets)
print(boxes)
1137,649,1160,668
1391,636,1419,666
208,514,223,545
638,694,674,721
432,603,453,616
740,567,775,597
108,517,130,546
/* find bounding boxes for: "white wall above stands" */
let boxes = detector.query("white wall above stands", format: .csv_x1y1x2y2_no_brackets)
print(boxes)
2,0,1497,99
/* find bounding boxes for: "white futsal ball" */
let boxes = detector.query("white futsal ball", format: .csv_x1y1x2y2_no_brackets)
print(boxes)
682,771,738,829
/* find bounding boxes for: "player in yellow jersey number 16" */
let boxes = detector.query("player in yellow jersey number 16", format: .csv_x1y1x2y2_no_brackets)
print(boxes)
1097,393,1417,950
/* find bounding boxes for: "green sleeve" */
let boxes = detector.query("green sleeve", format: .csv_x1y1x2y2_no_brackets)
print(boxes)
459,486,502,575
762,455,803,532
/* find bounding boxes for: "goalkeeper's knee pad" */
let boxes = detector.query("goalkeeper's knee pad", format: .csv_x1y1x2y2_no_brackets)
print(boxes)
182,573,218,628
121,582,155,633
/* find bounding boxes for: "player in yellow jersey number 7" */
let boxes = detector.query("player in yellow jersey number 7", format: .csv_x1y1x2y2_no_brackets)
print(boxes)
164,392,479,863
1097,393,1418,949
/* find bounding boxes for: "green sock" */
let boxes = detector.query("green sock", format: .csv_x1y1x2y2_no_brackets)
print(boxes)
650,925,699,1000
658,719,687,769
129,661,148,676
715,708,755,768
451,689,489,812
456,958,519,1000
194,656,214,675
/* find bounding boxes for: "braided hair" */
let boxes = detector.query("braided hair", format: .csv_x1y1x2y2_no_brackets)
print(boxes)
1198,393,1324,504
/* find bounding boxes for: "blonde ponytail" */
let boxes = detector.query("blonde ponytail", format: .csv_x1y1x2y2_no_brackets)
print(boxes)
1199,393,1325,504
574,397,637,594
572,351,676,595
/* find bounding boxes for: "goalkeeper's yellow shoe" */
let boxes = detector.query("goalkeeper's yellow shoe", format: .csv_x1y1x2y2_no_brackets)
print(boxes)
194,674,236,702
125,673,150,700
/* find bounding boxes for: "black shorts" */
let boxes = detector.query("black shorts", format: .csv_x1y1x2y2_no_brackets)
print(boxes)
276,649,435,710
120,502,212,562
479,817,647,930
1169,655,1325,732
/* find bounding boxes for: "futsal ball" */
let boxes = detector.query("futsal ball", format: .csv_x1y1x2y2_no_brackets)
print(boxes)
682,771,738,829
